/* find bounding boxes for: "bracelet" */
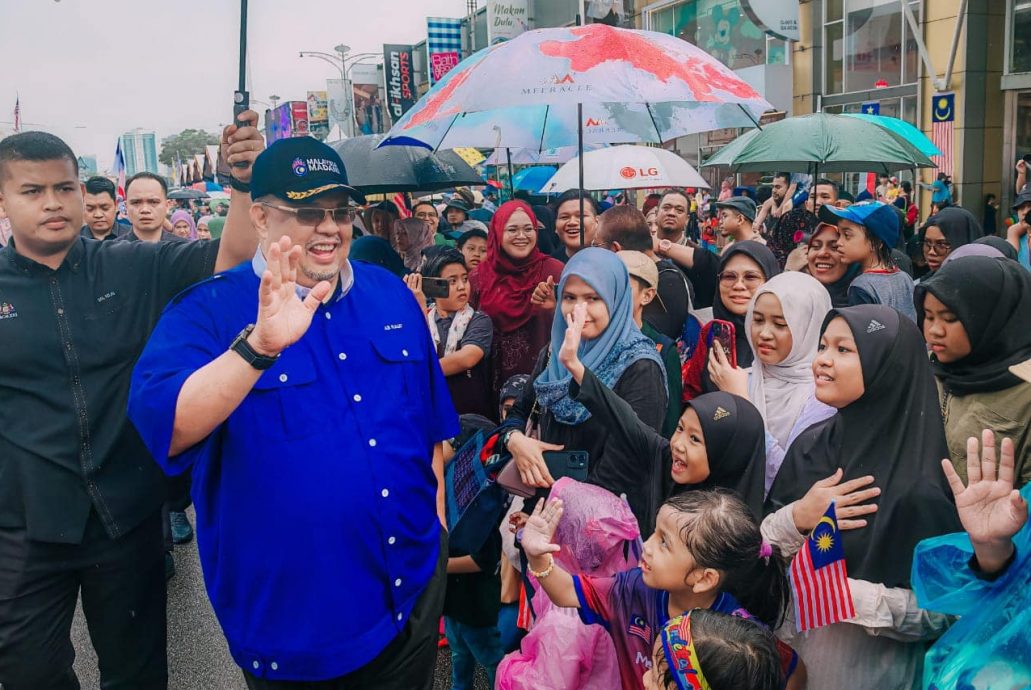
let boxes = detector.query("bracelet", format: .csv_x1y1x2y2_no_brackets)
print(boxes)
529,554,555,579
228,176,250,193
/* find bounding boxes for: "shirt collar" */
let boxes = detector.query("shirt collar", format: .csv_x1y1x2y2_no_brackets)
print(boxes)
4,236,84,274
251,247,353,302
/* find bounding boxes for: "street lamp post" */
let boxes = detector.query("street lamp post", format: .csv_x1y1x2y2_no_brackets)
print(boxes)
300,47,381,139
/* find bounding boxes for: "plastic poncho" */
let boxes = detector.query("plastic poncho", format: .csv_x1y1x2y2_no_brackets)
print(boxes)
495,478,642,690
912,482,1031,689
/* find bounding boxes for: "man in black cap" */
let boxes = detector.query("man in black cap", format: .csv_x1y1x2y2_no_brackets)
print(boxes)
715,195,762,249
129,136,458,689
443,197,470,236
0,112,262,689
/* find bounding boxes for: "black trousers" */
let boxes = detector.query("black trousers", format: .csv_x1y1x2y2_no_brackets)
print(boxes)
0,511,167,690
243,530,448,690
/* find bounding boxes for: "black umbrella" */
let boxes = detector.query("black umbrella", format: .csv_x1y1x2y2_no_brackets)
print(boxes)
168,188,208,200
330,134,485,195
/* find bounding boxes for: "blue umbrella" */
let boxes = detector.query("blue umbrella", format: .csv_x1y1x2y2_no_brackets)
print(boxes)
512,166,558,192
843,114,942,158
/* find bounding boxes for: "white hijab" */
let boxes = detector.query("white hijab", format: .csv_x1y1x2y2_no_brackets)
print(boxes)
745,272,832,447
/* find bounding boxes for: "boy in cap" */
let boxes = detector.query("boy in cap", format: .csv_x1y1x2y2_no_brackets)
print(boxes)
1008,189,1031,269
129,136,459,689
715,195,763,249
617,251,683,437
819,200,917,321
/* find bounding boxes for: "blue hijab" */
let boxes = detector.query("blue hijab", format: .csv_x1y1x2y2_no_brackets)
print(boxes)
533,248,665,425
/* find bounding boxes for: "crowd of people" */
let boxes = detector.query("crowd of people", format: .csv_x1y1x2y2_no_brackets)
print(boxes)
0,116,1029,690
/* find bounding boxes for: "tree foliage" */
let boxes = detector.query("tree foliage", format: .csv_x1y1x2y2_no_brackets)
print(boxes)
159,129,219,166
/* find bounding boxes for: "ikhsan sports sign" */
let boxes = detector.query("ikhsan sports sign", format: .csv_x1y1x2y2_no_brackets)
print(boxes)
383,44,416,120
739,0,799,42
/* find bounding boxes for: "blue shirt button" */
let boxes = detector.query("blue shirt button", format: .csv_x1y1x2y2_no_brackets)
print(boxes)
388,536,396,545
252,661,260,670
271,662,279,671
369,438,377,447
338,352,347,360
381,489,389,498
324,312,332,320
353,394,362,402
279,373,288,383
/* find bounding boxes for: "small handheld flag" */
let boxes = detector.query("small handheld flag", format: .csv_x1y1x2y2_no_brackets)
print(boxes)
789,502,855,632
113,141,127,201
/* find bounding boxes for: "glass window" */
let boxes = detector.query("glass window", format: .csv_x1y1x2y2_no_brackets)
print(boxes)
825,22,844,94
1013,1,1031,73
767,37,788,65
648,0,769,70
826,0,843,22
845,1,903,92
903,5,920,84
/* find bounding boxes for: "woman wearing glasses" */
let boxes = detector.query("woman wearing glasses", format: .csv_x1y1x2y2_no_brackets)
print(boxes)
917,206,982,283
658,239,781,398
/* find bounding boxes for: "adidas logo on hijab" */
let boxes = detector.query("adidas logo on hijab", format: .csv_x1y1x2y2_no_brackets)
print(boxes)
866,319,886,333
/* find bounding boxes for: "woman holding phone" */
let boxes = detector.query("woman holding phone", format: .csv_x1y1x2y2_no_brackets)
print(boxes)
661,240,781,398
501,248,668,533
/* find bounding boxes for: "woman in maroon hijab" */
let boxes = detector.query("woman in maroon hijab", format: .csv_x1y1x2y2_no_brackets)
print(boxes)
471,200,564,407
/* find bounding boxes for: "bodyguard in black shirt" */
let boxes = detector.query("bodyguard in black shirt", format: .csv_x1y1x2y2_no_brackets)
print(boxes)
0,118,262,689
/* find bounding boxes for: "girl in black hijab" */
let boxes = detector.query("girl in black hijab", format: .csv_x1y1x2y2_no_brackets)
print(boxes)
915,255,1031,486
763,305,960,688
918,206,982,278
974,234,1019,261
702,242,781,394
532,204,559,255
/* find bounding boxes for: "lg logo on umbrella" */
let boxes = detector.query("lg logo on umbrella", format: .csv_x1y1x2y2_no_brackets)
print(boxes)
620,166,659,179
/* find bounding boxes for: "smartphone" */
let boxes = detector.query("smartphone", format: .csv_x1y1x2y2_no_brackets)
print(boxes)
707,319,737,367
422,277,451,300
543,450,589,483
1022,153,1031,166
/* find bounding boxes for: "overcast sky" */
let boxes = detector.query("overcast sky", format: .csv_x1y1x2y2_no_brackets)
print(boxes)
1,0,468,172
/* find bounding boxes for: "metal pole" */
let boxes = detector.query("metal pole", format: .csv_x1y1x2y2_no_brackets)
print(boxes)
578,102,585,247
506,147,514,198
232,0,249,167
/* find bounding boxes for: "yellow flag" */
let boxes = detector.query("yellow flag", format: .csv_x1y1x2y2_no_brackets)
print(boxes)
452,147,486,166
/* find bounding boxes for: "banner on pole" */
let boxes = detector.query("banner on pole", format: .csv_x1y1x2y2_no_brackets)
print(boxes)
427,17,463,84
383,44,417,123
931,93,955,178
327,79,353,139
352,63,385,135
487,0,530,45
307,91,329,140
291,101,310,136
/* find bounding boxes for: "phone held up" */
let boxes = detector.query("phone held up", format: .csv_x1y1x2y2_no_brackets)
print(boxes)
421,277,452,300
707,319,737,368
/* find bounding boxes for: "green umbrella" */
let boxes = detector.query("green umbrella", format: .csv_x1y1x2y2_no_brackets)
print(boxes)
702,112,935,175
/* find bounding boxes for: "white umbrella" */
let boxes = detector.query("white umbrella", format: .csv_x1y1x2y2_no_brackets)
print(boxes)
540,145,710,193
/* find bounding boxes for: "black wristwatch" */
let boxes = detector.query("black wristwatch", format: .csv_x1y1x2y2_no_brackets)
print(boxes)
231,324,279,370
228,176,250,193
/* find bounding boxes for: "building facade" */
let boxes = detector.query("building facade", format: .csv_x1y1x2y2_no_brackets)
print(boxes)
119,130,158,176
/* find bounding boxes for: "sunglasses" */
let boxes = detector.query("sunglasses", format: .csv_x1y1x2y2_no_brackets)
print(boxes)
261,202,357,227
718,270,764,287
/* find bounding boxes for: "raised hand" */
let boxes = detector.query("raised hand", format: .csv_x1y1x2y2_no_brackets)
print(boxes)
403,272,427,308
943,431,1027,563
221,110,262,184
558,302,587,383
249,237,332,356
792,469,880,532
531,275,557,310
520,499,564,558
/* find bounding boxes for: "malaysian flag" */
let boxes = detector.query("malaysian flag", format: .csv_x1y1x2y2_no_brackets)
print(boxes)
627,614,651,642
13,95,20,132
789,502,855,632
427,17,463,84
930,93,955,178
113,141,127,200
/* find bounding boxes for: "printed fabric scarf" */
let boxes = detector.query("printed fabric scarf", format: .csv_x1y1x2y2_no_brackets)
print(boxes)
429,305,475,357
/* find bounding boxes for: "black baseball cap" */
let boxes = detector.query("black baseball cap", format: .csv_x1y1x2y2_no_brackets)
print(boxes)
715,196,757,221
250,137,365,204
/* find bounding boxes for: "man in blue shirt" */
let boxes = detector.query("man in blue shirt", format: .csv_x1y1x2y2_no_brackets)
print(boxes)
128,137,458,688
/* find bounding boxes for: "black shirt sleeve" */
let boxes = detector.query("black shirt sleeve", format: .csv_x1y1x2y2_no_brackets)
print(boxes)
506,345,549,428
152,239,220,306
683,247,719,310
645,263,692,340
570,366,670,465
